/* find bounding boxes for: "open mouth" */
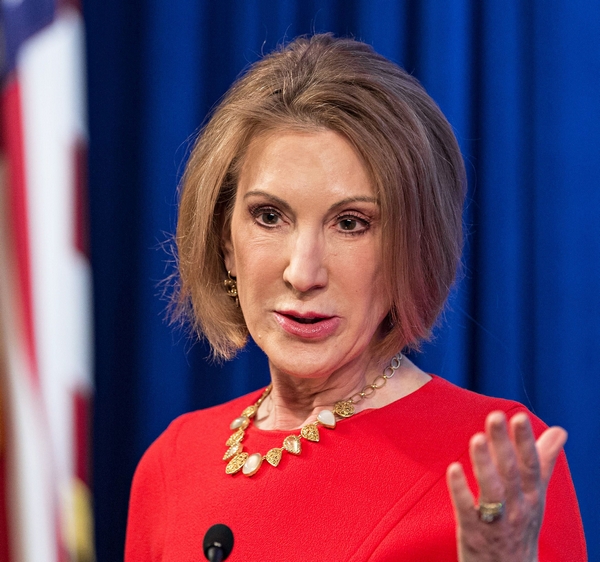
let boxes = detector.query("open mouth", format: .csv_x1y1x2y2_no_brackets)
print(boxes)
274,311,340,339
288,316,323,324
280,313,327,324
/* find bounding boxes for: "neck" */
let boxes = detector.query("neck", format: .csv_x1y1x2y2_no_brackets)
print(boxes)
254,354,430,431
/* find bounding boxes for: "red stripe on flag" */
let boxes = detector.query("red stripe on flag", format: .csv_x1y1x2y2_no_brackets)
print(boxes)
73,389,91,484
1,77,38,384
56,520,69,562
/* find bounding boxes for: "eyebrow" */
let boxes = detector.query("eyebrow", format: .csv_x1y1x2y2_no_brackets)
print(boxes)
243,190,379,214
328,196,380,213
243,191,293,214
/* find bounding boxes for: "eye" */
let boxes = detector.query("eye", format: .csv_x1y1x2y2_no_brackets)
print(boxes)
249,205,283,228
336,214,370,234
339,218,359,231
260,211,280,225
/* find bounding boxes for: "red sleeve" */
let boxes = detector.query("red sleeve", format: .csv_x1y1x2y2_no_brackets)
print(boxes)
459,407,587,561
538,449,587,561
125,418,182,562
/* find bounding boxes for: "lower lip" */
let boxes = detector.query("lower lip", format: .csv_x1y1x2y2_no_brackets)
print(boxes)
274,312,340,339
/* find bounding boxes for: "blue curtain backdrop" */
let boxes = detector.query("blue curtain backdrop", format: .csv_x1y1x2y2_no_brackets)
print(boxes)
83,1,600,559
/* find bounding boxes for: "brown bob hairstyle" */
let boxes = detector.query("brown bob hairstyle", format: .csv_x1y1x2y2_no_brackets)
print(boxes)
175,34,466,360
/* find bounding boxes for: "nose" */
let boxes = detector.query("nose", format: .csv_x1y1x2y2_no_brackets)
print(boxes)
282,227,328,294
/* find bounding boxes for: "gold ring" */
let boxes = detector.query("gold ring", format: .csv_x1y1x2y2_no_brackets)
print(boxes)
477,501,504,523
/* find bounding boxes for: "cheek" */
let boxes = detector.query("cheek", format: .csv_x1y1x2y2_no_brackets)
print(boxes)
348,253,389,316
338,245,383,286
233,237,284,302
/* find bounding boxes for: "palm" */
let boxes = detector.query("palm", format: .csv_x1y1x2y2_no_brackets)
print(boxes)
447,412,567,562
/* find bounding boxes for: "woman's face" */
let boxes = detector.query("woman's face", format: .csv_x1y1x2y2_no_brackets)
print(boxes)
223,129,390,379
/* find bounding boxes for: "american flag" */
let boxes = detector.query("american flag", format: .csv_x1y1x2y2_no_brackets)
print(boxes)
0,1,94,560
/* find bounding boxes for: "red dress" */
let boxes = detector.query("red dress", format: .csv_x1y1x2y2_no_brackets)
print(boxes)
125,376,587,561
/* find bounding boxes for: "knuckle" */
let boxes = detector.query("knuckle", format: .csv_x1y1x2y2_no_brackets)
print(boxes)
525,487,544,511
488,481,506,500
503,459,520,483
521,454,541,476
506,505,526,528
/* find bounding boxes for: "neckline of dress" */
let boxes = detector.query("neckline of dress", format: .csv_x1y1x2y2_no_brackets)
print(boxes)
247,374,437,437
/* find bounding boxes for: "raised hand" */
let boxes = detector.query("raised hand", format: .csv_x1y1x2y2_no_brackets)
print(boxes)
447,411,568,562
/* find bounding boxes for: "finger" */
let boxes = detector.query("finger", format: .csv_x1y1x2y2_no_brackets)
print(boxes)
447,462,476,526
536,426,568,484
510,413,541,494
469,432,505,504
487,411,522,504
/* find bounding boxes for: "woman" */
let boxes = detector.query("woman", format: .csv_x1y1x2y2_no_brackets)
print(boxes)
126,34,586,560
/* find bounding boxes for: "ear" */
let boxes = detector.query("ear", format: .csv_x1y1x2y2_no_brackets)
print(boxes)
221,221,236,277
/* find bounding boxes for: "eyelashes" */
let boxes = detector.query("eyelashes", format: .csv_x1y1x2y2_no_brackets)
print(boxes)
335,212,371,234
248,204,372,235
249,205,282,227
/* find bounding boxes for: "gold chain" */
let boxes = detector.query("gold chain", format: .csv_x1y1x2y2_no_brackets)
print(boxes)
223,353,403,477
345,353,403,405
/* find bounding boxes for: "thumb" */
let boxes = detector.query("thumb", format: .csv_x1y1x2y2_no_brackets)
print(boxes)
536,426,567,484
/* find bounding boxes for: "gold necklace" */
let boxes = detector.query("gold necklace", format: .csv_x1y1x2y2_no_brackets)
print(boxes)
223,353,403,476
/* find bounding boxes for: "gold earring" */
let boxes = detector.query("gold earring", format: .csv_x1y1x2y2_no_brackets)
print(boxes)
223,271,239,307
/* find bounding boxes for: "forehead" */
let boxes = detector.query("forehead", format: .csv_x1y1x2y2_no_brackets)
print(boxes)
237,129,376,201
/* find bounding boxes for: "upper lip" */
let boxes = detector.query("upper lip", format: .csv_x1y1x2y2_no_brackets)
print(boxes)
276,310,334,320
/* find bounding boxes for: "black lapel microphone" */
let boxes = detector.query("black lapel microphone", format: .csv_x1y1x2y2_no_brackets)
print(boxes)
203,524,234,561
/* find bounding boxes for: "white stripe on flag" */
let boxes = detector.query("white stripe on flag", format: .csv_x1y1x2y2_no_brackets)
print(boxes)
1,7,93,561
0,171,58,562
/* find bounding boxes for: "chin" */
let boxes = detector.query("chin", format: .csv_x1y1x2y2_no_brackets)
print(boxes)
259,338,339,378
268,338,373,381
